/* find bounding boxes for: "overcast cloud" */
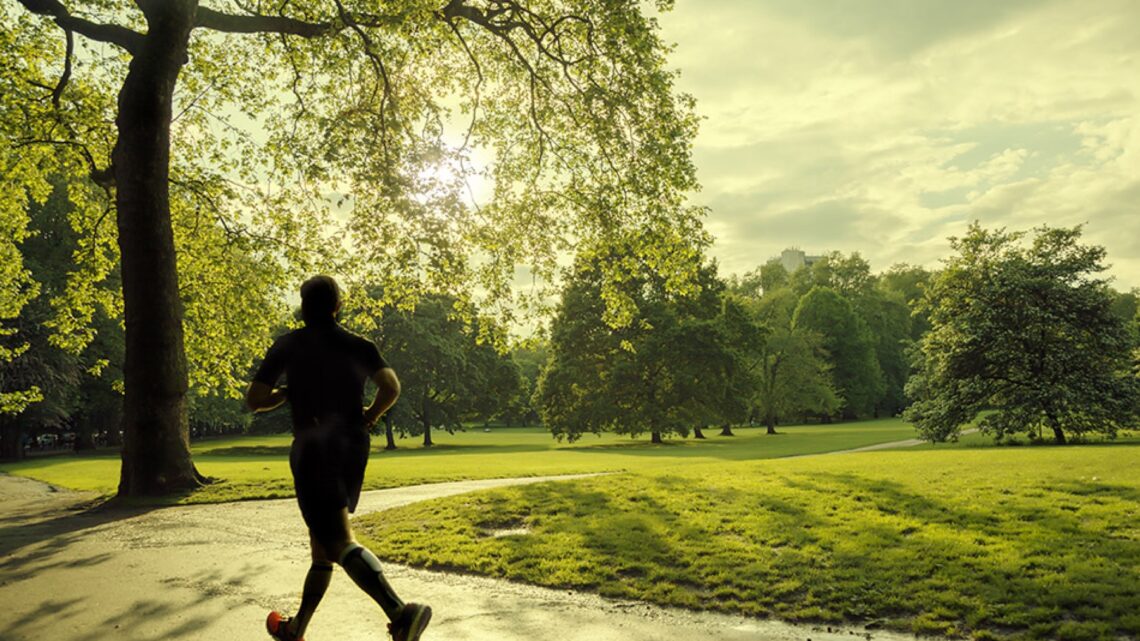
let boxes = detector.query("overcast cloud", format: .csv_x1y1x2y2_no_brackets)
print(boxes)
655,0,1140,288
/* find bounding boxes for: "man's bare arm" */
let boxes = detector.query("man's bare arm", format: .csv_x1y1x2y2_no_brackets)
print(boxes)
246,381,287,413
363,367,400,428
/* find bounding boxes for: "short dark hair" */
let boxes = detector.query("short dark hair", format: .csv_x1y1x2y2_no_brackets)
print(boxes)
300,275,340,325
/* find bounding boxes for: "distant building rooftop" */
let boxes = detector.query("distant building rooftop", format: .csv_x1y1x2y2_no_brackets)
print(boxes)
779,248,823,273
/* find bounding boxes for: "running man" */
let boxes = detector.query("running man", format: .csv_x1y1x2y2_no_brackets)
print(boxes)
246,275,432,641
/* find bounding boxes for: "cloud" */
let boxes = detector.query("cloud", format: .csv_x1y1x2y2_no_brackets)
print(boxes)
655,0,1140,287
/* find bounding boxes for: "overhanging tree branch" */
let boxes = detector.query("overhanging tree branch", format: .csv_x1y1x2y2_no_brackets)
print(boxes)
194,7,336,37
51,27,73,108
16,0,144,53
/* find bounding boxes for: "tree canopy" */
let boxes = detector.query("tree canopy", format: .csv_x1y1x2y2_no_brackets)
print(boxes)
793,286,883,419
904,223,1139,444
5,0,704,493
536,240,736,443
748,289,838,431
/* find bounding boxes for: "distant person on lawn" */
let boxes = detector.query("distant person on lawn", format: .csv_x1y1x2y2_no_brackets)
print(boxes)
246,275,432,641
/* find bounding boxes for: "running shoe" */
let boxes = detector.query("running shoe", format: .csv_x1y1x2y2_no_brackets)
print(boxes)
388,603,432,641
266,610,303,641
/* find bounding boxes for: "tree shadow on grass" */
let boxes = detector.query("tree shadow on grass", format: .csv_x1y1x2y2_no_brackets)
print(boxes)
381,442,554,456
558,437,768,461
195,445,292,457
202,441,559,458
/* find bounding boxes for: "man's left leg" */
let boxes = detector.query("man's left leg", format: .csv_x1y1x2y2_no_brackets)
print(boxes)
319,507,406,621
326,508,431,641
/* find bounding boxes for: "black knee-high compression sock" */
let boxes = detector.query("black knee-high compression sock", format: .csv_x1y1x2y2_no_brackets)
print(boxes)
290,561,333,638
338,543,404,620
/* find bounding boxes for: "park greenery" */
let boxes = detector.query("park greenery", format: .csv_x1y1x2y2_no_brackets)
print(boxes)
905,224,1140,444
2,0,706,496
3,423,1135,640
0,420,918,500
355,441,1140,641
3,0,1139,491
2,3,1139,639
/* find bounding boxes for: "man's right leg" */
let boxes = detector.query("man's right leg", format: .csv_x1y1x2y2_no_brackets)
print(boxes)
285,532,335,639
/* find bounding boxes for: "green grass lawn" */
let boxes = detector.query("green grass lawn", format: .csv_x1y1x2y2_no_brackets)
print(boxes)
907,428,1140,451
5,419,1136,639
0,419,917,502
355,443,1140,641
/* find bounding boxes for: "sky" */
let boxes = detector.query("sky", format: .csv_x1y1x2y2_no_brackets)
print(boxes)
653,0,1140,289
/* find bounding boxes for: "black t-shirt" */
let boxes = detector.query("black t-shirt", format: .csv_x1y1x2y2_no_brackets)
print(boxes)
253,322,388,432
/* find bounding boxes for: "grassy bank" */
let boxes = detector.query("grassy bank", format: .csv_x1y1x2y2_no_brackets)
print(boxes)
0,419,916,502
356,444,1140,641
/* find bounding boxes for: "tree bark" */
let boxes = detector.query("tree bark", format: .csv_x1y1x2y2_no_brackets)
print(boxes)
693,426,706,439
1046,410,1066,444
115,1,204,497
0,416,25,461
719,423,734,436
383,414,397,450
764,409,778,435
651,431,663,444
421,402,433,447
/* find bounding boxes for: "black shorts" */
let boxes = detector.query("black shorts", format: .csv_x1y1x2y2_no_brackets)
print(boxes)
289,426,370,541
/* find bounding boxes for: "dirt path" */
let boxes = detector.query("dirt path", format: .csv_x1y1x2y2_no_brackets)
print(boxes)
822,428,979,455
1,472,926,641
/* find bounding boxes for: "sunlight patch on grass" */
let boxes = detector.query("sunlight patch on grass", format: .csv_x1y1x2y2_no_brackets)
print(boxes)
0,420,918,501
356,445,1140,640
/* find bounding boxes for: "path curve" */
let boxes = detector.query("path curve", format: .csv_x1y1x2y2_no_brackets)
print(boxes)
1,472,928,641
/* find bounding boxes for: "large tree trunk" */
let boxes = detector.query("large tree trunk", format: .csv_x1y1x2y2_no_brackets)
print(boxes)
0,416,25,461
115,1,204,497
1052,427,1066,444
765,411,778,435
383,414,397,450
421,402,433,447
719,423,734,437
1045,410,1067,444
693,425,706,439
651,431,663,444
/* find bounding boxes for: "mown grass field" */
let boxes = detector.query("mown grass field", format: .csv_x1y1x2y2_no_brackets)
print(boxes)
0,419,916,502
4,420,1136,640
355,442,1140,641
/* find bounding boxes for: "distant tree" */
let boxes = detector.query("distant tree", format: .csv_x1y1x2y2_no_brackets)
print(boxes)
533,263,613,442
759,260,790,295
537,242,736,443
1110,289,1139,325
187,390,250,439
508,342,548,427
467,339,522,427
355,293,516,447
749,289,838,432
862,290,912,416
879,264,934,341
677,294,757,439
904,224,1139,444
754,326,840,431
725,268,764,299
811,252,876,301
72,306,124,450
8,0,703,496
793,286,883,419
0,183,81,459
368,296,470,447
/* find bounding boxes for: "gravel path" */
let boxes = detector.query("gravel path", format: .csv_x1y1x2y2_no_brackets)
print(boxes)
1,467,929,641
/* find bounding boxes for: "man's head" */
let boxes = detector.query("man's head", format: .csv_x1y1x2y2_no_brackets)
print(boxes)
300,275,341,326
